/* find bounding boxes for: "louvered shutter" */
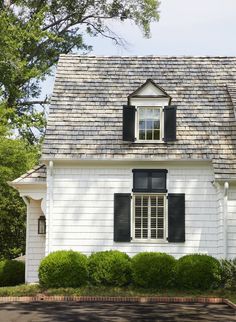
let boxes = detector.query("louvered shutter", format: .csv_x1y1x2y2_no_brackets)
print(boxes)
164,106,177,142
168,193,185,242
114,193,131,242
123,105,135,142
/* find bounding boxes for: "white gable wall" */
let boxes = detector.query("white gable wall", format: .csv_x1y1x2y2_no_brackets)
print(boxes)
134,82,166,96
227,186,236,259
46,162,220,258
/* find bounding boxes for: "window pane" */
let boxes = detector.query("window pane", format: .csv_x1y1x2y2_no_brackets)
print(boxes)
143,196,148,206
151,218,156,228
146,130,152,140
135,229,141,238
154,120,160,129
146,120,153,130
139,130,145,140
146,108,153,119
154,130,160,140
153,109,160,119
157,229,164,239
151,207,156,217
143,207,148,217
134,172,148,190
135,196,142,206
139,108,145,119
158,207,164,216
143,229,148,238
151,230,156,239
158,196,164,206
143,218,148,228
139,120,145,130
157,218,164,228
151,196,157,206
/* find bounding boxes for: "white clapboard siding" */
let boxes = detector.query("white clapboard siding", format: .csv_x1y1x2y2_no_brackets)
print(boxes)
45,164,220,259
228,187,236,259
26,199,45,283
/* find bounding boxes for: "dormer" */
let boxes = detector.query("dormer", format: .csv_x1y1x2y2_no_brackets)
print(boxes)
123,79,176,143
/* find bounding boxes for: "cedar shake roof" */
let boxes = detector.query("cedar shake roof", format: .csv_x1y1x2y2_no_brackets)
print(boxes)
42,55,236,181
11,165,46,184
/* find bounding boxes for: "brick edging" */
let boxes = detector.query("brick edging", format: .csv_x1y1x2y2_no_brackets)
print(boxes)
223,299,236,310
0,295,234,307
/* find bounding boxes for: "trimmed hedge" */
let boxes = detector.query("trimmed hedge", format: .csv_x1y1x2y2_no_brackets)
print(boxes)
131,252,176,288
220,258,236,290
0,260,25,286
38,250,88,288
88,250,131,286
175,254,221,290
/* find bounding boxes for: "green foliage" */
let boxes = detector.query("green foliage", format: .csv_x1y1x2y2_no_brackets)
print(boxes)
0,1,160,143
131,252,176,288
220,258,236,290
0,259,25,286
88,250,131,286
0,133,38,259
38,250,88,288
175,254,221,290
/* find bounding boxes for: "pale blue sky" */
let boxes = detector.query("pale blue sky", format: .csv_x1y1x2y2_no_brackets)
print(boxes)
42,0,236,96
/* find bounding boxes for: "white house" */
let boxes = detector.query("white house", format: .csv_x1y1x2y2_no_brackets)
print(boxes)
11,55,236,283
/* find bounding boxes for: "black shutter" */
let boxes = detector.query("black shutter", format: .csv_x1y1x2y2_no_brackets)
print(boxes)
168,193,185,242
114,193,131,242
123,105,135,142
164,106,177,142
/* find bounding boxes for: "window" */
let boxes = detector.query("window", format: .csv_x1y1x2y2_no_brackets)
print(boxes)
137,107,162,141
133,194,166,240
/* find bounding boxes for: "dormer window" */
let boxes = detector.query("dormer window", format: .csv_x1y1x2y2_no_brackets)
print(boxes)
123,79,176,143
138,106,162,141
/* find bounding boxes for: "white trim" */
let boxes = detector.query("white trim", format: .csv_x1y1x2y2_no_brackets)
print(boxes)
223,182,229,258
47,161,54,255
22,197,30,284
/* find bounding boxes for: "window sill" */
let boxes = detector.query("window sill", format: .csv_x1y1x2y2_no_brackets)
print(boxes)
131,239,168,244
135,139,165,144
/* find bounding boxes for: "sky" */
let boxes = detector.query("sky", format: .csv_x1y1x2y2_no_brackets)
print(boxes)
42,0,236,96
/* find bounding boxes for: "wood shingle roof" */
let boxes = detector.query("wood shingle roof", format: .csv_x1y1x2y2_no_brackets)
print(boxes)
41,55,236,181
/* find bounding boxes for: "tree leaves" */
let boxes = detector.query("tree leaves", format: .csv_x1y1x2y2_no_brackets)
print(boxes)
0,0,160,143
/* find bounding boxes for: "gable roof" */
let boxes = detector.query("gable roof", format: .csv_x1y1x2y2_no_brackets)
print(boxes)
42,55,236,181
11,165,46,184
128,78,171,100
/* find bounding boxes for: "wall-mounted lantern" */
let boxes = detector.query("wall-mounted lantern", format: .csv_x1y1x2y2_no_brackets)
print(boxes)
38,215,46,234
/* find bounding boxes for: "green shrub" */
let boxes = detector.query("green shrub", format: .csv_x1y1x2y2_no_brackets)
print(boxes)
175,254,221,290
131,252,176,288
88,250,131,286
220,258,236,290
0,260,25,286
39,250,88,288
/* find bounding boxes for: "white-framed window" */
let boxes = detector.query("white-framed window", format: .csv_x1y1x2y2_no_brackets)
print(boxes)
137,106,163,142
133,194,167,241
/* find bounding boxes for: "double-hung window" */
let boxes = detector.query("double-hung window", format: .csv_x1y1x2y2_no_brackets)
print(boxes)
138,107,162,141
133,194,166,240
132,169,167,242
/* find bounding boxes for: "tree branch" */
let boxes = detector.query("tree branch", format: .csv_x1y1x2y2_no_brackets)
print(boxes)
19,99,50,106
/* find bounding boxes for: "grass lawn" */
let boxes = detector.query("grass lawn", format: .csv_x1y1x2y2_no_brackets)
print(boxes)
0,284,235,304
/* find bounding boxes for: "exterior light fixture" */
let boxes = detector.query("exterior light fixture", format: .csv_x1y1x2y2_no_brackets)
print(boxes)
38,215,46,234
